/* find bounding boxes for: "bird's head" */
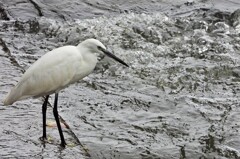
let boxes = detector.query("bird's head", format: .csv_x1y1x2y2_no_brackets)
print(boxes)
79,39,129,67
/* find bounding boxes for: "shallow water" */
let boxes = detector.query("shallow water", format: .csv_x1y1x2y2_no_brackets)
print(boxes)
0,0,240,159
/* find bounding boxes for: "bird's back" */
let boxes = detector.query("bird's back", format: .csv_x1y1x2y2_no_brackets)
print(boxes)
3,45,97,105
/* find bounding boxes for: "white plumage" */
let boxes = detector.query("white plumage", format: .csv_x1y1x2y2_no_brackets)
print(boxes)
4,39,102,105
3,38,128,147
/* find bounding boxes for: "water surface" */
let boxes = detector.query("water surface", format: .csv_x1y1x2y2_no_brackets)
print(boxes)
0,0,240,158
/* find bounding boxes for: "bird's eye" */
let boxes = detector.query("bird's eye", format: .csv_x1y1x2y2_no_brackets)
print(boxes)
97,46,103,51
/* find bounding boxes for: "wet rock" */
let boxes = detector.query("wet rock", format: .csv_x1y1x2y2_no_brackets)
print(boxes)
0,3,9,20
1,1,240,159
132,25,162,45
230,9,240,27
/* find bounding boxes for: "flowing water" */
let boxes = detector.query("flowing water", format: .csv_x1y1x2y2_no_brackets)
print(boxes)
0,0,240,159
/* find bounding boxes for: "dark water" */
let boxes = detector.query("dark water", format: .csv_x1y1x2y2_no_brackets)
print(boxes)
0,0,240,158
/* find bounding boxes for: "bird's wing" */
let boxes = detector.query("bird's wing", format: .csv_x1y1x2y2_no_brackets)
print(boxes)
4,46,83,105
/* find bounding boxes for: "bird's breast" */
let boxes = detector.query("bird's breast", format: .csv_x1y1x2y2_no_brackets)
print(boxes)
70,56,97,84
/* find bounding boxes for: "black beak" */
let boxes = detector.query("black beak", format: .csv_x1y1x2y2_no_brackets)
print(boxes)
102,49,129,67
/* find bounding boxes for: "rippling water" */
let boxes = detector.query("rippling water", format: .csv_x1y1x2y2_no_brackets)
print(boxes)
0,1,240,158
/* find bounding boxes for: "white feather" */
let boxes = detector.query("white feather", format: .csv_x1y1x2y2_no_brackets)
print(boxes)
3,39,104,105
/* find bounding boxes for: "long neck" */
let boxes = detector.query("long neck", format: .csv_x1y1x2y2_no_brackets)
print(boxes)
77,45,98,68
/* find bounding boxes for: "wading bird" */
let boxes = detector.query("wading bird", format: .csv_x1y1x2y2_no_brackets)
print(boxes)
3,39,129,147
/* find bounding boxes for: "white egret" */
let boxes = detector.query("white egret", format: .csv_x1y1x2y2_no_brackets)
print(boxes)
3,38,129,147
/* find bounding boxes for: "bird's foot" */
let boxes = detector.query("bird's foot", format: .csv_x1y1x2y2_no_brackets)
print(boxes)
60,141,66,148
39,136,48,142
39,136,48,147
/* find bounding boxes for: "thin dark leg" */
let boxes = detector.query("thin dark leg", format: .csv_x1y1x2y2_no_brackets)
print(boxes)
53,93,66,147
42,95,49,140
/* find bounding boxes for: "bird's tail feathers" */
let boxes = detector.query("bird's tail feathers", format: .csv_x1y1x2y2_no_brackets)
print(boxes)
3,87,21,105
